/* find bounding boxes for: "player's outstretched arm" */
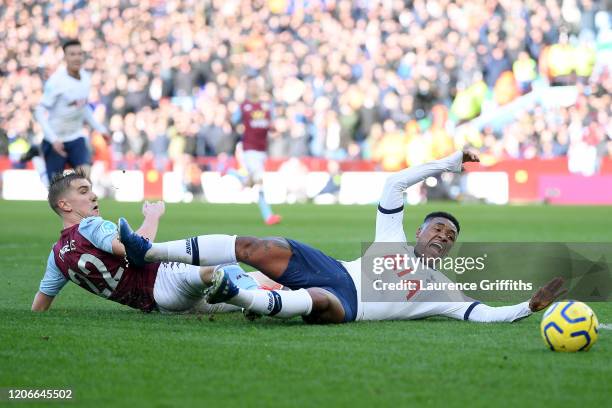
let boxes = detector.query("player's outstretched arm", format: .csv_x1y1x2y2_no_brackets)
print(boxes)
375,150,479,242
136,201,165,241
462,301,533,323
34,103,58,143
457,277,567,323
34,104,67,157
33,252,68,311
83,104,109,138
31,291,55,312
110,202,165,257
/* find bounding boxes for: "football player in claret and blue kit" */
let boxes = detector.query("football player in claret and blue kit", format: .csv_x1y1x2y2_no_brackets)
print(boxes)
31,169,279,314
234,76,281,225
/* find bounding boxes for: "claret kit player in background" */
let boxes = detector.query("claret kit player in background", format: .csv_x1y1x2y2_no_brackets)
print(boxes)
34,39,109,184
120,150,566,324
234,76,281,225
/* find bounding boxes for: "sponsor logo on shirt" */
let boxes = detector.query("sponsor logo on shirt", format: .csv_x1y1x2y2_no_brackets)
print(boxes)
68,98,87,108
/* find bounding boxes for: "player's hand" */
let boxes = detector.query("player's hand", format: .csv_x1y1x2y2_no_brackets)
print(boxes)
142,201,165,220
52,141,67,157
462,149,480,163
529,277,567,312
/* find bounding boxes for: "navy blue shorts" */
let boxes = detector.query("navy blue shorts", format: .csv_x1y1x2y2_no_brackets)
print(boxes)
42,137,91,181
276,239,357,322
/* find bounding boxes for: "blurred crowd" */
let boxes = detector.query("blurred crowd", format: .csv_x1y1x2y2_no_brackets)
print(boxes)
1,0,611,173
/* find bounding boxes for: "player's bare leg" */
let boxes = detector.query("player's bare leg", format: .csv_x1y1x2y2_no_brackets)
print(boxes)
199,266,216,285
234,238,345,322
302,288,345,324
232,237,345,322
253,183,281,225
234,236,292,278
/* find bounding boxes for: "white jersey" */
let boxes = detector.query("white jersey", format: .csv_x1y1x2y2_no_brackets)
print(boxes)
35,66,106,143
340,151,532,323
342,245,477,321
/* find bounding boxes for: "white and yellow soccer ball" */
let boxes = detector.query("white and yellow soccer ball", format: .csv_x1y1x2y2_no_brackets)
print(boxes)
540,301,599,352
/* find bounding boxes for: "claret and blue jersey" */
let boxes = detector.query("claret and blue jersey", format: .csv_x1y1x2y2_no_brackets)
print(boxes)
41,217,159,311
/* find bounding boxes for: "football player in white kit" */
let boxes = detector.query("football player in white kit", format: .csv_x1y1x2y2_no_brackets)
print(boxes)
119,150,566,324
34,39,109,183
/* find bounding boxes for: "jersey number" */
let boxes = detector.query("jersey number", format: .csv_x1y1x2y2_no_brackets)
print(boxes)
67,254,124,298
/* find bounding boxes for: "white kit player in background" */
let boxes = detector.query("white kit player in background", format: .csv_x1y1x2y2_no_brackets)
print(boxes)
34,39,109,185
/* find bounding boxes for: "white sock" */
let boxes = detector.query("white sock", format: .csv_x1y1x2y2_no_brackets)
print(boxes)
229,288,313,318
145,235,237,266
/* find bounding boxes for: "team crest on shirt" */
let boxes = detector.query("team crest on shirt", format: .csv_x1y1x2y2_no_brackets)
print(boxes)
59,239,76,261
251,110,265,119
244,103,252,111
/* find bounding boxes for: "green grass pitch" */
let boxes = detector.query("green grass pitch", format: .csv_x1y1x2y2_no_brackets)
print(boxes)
0,200,610,407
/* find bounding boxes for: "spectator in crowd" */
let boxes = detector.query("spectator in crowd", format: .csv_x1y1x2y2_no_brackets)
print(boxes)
0,0,610,177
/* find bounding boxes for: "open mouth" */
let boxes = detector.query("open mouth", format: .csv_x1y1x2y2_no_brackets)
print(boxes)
429,242,444,253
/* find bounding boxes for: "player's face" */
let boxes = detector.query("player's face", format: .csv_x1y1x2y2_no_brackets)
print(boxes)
414,218,458,259
60,178,99,218
247,79,261,99
64,44,83,73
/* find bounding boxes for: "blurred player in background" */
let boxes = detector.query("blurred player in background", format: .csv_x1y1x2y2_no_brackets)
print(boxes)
34,39,109,184
31,169,280,314
234,76,281,225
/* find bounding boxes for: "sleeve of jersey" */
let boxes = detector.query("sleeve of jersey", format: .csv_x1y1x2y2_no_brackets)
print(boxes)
83,104,108,134
440,301,533,323
231,108,242,125
78,217,118,254
39,79,60,109
35,80,60,142
39,250,68,296
375,151,463,242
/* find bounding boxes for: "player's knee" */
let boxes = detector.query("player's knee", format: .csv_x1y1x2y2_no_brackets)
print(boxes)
234,236,292,278
307,289,330,311
199,266,215,285
235,236,259,260
235,236,290,261
304,288,345,324
263,236,290,250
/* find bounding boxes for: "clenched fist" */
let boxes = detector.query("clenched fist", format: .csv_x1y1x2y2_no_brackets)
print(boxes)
142,201,166,220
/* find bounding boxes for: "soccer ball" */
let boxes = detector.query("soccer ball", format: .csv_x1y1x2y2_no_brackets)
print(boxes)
540,301,599,352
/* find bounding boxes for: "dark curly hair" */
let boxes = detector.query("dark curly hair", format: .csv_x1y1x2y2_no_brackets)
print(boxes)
423,211,460,233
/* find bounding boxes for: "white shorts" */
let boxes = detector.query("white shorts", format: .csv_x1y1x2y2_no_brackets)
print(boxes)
243,150,267,182
153,262,240,314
